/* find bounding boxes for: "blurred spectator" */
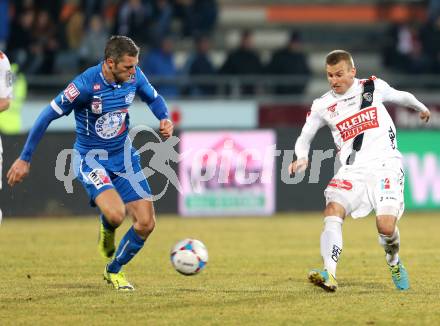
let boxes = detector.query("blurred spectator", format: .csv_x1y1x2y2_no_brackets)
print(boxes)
266,31,311,95
60,0,85,50
14,0,60,15
26,10,59,74
79,15,109,68
382,22,426,74
420,16,440,73
0,0,9,51
191,0,218,36
7,9,35,72
184,34,216,96
220,30,263,95
12,0,35,12
428,0,440,21
173,0,218,37
83,0,105,25
115,0,152,45
151,0,174,43
141,36,179,98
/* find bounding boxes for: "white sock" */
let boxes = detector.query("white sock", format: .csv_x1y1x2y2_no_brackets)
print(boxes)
320,216,343,277
378,227,400,266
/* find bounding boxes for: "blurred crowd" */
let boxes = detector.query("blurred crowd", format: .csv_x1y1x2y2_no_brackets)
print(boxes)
379,0,440,76
2,0,218,74
382,9,440,75
139,29,311,97
1,0,440,98
0,0,312,97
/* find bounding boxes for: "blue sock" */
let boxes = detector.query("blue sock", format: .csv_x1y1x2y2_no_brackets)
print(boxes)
107,226,145,273
100,214,116,231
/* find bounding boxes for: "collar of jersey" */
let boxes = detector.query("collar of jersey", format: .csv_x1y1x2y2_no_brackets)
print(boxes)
332,78,359,99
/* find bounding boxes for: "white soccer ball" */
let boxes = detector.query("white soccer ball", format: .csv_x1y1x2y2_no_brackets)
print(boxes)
170,238,208,275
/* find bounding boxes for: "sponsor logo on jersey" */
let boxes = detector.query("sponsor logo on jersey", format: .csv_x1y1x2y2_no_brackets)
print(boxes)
336,107,379,141
327,103,339,118
381,177,390,190
63,83,80,103
125,92,135,104
328,178,353,190
95,109,128,139
93,83,101,91
328,103,337,112
88,168,111,189
343,95,356,102
91,96,102,114
362,92,373,103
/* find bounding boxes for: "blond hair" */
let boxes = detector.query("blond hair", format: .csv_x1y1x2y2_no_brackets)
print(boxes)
326,50,354,68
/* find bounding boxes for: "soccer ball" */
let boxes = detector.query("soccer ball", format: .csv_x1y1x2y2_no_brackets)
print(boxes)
170,239,208,275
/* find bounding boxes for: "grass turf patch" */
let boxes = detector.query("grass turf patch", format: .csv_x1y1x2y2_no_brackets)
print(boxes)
1,213,439,325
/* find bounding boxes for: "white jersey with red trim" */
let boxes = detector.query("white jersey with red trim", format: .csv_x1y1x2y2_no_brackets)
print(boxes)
295,77,429,166
0,51,12,100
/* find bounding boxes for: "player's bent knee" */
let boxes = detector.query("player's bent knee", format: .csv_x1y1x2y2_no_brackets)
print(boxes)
324,202,346,218
146,217,156,233
376,215,397,236
377,223,396,236
135,215,156,236
104,206,126,226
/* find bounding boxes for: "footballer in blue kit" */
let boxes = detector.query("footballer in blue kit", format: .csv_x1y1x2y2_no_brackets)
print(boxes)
7,36,174,291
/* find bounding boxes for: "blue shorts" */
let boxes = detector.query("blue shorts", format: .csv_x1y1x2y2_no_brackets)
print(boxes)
74,147,152,206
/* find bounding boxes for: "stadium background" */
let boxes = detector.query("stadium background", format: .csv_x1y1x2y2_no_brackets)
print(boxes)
0,0,439,216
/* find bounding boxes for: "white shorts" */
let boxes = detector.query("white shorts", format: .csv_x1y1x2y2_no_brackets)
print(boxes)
324,159,405,219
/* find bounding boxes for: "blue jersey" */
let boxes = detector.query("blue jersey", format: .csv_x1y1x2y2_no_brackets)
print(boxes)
50,62,168,154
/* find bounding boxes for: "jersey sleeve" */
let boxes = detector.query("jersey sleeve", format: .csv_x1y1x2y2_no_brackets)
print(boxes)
136,67,159,104
135,67,169,120
50,75,90,116
294,100,326,160
0,52,13,99
376,78,429,112
20,105,62,162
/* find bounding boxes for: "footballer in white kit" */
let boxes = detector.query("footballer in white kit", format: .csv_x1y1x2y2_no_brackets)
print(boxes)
0,51,13,191
289,50,430,292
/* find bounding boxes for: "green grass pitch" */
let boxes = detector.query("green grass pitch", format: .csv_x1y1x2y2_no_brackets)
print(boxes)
1,212,440,325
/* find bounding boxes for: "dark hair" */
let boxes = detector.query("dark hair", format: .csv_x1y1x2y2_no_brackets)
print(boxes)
326,50,354,68
104,35,139,63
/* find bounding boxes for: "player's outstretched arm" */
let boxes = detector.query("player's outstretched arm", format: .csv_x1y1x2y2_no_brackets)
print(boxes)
7,105,61,187
136,67,173,137
288,158,309,175
290,106,324,176
378,78,431,123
